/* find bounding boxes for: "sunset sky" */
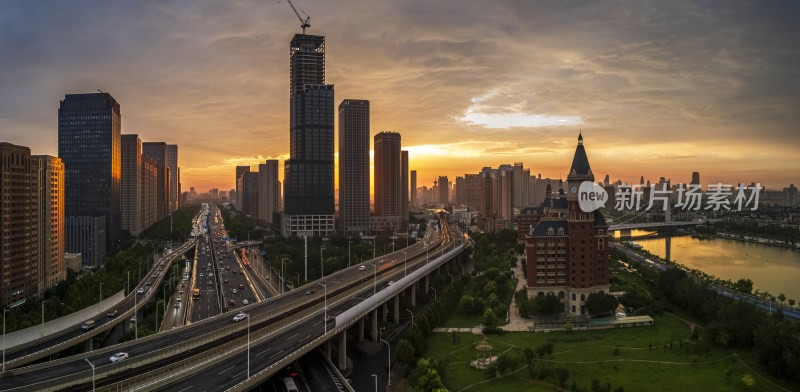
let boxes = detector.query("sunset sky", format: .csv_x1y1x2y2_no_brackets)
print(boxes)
2,1,798,193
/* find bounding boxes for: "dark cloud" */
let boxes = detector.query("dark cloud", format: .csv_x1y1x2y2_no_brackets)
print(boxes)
0,0,798,190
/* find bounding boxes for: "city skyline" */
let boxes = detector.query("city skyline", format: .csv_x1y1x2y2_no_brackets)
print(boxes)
2,1,799,192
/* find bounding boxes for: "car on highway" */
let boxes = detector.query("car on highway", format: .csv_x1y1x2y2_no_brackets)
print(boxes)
232,313,247,322
107,309,118,318
179,290,184,294
324,315,335,323
243,299,249,305
232,288,238,294
358,265,366,271
388,281,395,286
137,288,144,294
109,352,129,363
146,281,152,286
305,289,316,295
151,274,157,278
229,299,236,306
130,316,136,324
239,284,244,290
224,279,229,284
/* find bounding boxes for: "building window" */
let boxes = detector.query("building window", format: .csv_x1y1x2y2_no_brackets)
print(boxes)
559,291,565,299
571,305,576,313
580,294,586,301
571,293,576,301
598,239,604,249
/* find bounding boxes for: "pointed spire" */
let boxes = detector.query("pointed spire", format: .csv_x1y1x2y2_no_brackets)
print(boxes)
568,133,592,178
578,132,583,145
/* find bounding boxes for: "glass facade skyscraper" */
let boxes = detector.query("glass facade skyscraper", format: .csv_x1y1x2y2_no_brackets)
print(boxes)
58,92,121,262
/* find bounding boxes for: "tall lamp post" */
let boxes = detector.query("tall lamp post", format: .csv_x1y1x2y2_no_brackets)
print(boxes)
370,263,378,295
281,257,290,294
372,374,378,392
431,287,437,301
447,273,454,283
155,300,164,333
401,250,407,277
405,308,413,325
319,282,328,333
41,300,47,337
348,240,352,267
3,308,9,372
320,245,325,279
84,358,96,392
246,312,250,379
379,332,391,387
99,283,103,303
134,291,138,340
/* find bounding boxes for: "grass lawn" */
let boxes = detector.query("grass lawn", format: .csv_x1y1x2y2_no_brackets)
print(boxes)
425,313,785,392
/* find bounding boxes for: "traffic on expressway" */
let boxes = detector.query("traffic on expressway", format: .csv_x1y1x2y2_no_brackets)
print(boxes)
0,213,464,391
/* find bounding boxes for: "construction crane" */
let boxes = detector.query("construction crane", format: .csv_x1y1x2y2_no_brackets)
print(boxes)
281,0,310,34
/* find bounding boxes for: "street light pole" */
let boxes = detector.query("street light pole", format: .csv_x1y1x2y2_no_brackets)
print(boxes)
431,287,437,301
401,250,407,277
320,245,324,279
134,292,138,340
41,300,47,337
381,337,391,386
448,273,454,283
319,282,328,334
281,257,289,294
372,374,378,392
371,263,378,295
3,308,9,372
348,240,352,268
84,358,95,392
99,283,103,303
405,308,413,325
247,312,250,379
156,300,164,333
127,271,130,296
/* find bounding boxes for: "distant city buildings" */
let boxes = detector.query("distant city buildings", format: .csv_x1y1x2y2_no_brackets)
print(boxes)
141,142,171,221
257,160,280,225
34,155,65,294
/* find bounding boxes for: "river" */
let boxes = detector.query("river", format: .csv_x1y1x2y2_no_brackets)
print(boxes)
618,231,800,301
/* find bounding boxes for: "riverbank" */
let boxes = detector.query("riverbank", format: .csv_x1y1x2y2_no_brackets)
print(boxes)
691,232,800,249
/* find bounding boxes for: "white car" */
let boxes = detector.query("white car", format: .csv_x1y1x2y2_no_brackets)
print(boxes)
358,265,366,271
243,299,249,305
137,288,144,294
109,352,129,363
232,289,238,294
232,313,247,322
388,281,394,286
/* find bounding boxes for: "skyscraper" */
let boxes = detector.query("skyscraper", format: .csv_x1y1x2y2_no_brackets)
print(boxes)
258,160,281,225
235,166,250,209
438,176,449,205
121,134,142,236
140,154,158,231
282,34,335,236
142,142,170,221
691,171,700,185
166,145,179,212
374,132,402,223
0,143,40,307
33,155,65,293
58,92,121,261
338,99,371,235
410,170,417,207
401,150,409,227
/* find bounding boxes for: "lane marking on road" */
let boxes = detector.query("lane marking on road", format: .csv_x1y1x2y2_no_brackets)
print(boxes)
288,332,299,340
217,365,235,375
176,386,193,392
231,370,246,379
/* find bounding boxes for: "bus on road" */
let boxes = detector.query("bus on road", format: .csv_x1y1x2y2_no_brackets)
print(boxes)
192,288,200,299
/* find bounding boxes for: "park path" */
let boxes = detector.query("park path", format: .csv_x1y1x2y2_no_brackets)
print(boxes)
501,255,532,332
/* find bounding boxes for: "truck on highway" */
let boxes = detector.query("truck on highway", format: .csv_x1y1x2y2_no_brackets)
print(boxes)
81,320,95,331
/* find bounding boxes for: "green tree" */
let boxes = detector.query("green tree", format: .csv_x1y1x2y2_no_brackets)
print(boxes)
777,293,786,305
483,308,497,327
733,278,753,294
585,292,619,316
396,339,417,370
555,367,570,387
532,295,563,315
789,298,796,307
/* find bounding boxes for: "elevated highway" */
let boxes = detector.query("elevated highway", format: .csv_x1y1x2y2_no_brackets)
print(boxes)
0,215,468,391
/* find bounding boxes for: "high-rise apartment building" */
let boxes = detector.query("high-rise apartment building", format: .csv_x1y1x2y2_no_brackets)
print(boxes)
258,160,281,225
410,170,417,207
166,145,179,212
525,134,610,315
401,150,409,227
281,33,336,237
245,171,259,217
338,99,371,235
140,154,158,231
59,93,121,265
141,142,170,221
374,132,402,229
33,155,65,293
235,166,250,210
121,134,142,235
438,176,449,205
0,143,40,307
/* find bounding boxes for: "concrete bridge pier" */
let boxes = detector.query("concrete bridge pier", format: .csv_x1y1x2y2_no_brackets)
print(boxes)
411,281,417,307
324,340,332,360
424,274,430,294
372,308,379,342
338,331,347,371
358,317,365,341
393,295,400,323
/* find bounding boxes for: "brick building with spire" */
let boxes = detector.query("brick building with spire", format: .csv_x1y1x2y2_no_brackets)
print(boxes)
525,134,610,315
